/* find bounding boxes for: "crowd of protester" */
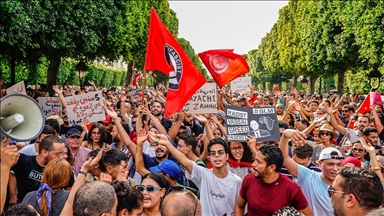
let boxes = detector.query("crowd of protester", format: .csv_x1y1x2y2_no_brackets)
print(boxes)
1,80,384,216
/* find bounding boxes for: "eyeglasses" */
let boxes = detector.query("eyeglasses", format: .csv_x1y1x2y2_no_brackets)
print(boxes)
167,185,199,216
319,131,332,136
352,148,364,153
135,185,162,193
230,146,243,152
341,110,349,113
328,185,345,198
131,121,136,124
208,150,225,157
50,151,67,157
92,132,101,135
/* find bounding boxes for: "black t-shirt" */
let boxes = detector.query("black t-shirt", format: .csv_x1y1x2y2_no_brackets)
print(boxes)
11,154,44,202
161,117,172,132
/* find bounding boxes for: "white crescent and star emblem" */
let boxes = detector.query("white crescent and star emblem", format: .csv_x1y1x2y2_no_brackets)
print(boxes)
209,54,229,74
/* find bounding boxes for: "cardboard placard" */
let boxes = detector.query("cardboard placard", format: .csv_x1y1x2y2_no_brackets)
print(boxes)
183,83,217,113
6,81,26,95
225,106,280,142
38,97,62,117
230,77,251,93
65,91,105,126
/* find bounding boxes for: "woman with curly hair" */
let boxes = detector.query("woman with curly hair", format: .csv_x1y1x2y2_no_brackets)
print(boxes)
112,180,144,216
22,158,72,216
82,123,109,150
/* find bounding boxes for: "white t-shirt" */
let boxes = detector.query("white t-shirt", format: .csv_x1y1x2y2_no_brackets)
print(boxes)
19,144,38,156
185,162,242,216
297,165,333,216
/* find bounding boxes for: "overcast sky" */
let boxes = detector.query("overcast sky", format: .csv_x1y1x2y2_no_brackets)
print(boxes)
169,1,288,55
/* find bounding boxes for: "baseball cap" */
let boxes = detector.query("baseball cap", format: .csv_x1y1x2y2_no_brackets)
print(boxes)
215,110,226,120
319,148,344,161
342,156,361,167
102,116,111,124
149,160,182,179
66,128,81,138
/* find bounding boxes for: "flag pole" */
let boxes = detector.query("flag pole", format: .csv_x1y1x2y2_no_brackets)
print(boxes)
141,70,147,103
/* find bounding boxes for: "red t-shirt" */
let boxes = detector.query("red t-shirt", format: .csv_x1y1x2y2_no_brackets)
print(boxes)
240,173,309,216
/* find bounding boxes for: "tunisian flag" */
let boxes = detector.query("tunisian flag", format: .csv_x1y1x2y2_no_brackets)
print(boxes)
132,73,141,86
358,93,371,115
198,49,250,88
144,8,206,117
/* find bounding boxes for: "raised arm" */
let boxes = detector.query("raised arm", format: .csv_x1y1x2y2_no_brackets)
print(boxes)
168,111,185,140
0,139,19,212
371,105,384,133
135,129,151,176
194,114,214,141
60,150,103,216
52,85,67,109
119,93,130,124
143,107,167,135
149,132,194,174
103,106,137,156
326,107,347,135
211,114,227,138
279,130,307,178
361,138,384,181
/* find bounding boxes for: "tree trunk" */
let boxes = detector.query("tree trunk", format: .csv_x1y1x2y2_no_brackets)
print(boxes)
278,82,283,92
337,71,344,95
262,82,266,91
292,74,297,88
46,56,61,94
10,53,16,85
125,59,135,87
268,82,273,91
309,76,318,95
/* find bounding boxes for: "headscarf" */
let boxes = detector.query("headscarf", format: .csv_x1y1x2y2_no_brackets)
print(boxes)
36,183,53,216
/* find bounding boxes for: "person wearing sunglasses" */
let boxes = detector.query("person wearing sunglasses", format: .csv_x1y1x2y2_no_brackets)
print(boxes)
135,173,170,216
329,167,383,216
152,134,242,216
348,140,369,168
280,129,344,216
312,124,339,162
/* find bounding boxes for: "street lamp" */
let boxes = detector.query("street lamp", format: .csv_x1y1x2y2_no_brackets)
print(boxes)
76,61,88,89
368,68,382,91
301,77,309,87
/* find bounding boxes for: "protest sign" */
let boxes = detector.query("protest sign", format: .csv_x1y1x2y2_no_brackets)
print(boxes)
6,81,26,95
183,83,217,113
65,91,105,126
230,77,251,93
225,105,280,142
38,97,62,117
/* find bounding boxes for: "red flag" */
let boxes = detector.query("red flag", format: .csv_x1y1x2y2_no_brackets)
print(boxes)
132,73,142,86
275,85,280,94
144,8,206,117
358,93,371,115
198,49,250,88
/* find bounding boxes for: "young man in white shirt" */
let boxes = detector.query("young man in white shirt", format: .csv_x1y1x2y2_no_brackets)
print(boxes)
153,134,241,216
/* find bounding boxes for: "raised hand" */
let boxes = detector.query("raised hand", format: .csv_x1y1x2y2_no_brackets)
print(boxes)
136,129,148,145
80,118,88,130
360,138,375,154
81,149,103,173
282,129,307,145
313,114,327,124
177,110,186,122
194,113,208,123
52,85,63,95
88,80,95,86
1,139,20,168
102,105,118,120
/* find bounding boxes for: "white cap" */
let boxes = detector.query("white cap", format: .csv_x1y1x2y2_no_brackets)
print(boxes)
319,147,344,161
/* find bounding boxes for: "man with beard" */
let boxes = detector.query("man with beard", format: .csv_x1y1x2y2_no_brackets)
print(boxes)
183,112,204,136
330,167,383,216
154,135,241,216
279,129,344,216
339,105,355,127
234,145,311,216
59,109,85,138
150,101,172,132
327,107,370,144
276,103,285,120
11,135,66,203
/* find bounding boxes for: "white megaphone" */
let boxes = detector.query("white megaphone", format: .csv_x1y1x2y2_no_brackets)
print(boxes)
1,94,45,142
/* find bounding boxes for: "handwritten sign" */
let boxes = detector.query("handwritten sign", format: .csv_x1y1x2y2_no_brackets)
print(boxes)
38,97,62,117
225,106,280,142
230,77,251,93
183,83,217,114
6,81,26,95
65,91,105,126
